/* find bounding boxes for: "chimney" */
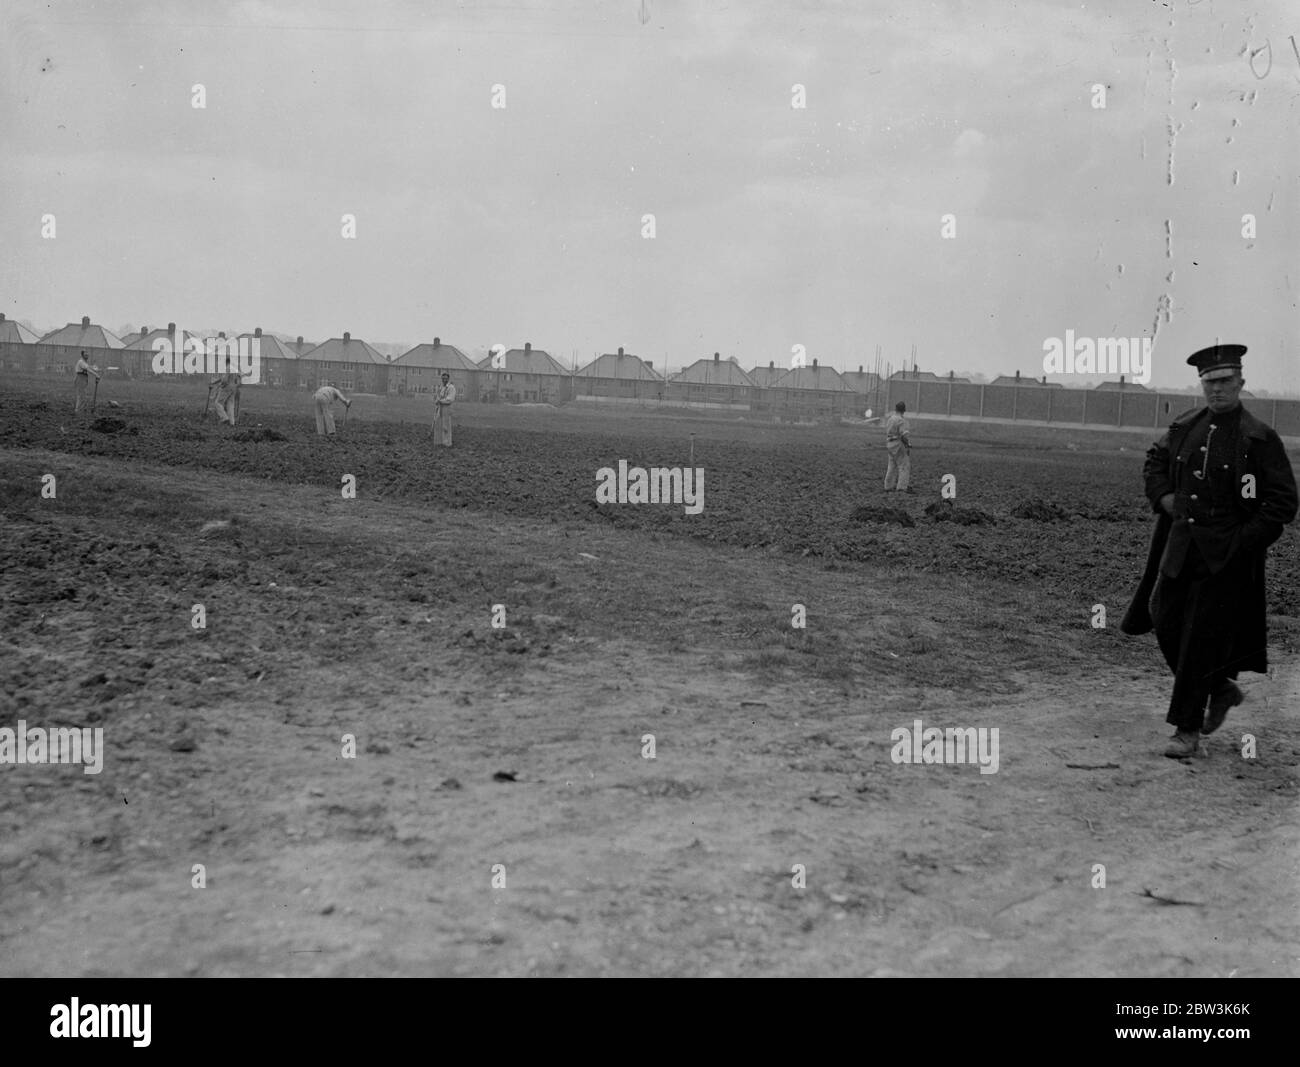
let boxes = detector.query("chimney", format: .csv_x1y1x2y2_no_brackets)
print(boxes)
949,370,954,379
1119,374,1126,386
1015,369,1021,381
168,322,176,334
297,336,303,346
82,316,90,327
859,365,863,373
433,337,440,348
141,326,149,335
343,332,351,343
525,342,532,353
769,361,774,369
255,327,262,337
0,314,5,322
1041,374,1047,385
618,346,624,356
218,331,226,339
713,352,720,362
812,358,818,368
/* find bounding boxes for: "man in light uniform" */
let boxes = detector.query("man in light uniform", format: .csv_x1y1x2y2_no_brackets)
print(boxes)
314,382,351,437
883,401,912,492
433,372,456,447
210,370,241,425
74,350,101,413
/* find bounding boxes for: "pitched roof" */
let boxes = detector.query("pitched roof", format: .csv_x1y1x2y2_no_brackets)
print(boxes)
748,364,788,388
476,344,569,375
991,375,1063,388
840,370,884,391
395,339,479,371
1094,379,1151,391
37,318,124,349
673,356,756,386
769,364,856,391
889,370,940,381
125,327,202,352
0,315,39,343
237,331,300,361
302,334,388,364
576,351,662,380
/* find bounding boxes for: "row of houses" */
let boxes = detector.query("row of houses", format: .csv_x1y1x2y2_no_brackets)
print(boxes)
3,313,1262,425
2,315,893,414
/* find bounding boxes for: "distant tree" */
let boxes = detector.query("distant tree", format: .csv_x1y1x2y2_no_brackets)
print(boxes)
117,323,136,337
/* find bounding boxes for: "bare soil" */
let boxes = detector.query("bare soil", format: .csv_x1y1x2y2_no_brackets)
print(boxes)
2,379,1297,976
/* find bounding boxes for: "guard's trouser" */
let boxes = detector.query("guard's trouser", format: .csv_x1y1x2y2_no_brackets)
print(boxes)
884,440,910,490
1150,542,1249,732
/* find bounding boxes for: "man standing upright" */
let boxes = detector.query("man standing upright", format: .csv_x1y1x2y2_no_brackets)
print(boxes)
313,382,351,437
1121,344,1297,759
73,351,100,414
433,372,456,447
883,401,912,492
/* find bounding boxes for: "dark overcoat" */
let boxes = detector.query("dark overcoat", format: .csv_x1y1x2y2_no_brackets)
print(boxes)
1120,404,1298,674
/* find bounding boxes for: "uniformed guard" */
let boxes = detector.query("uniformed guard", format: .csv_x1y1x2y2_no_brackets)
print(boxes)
1121,344,1297,758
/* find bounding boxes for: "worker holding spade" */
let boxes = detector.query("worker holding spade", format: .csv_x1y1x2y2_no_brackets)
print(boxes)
314,382,351,437
433,372,456,447
883,401,913,493
73,351,101,413
210,371,241,425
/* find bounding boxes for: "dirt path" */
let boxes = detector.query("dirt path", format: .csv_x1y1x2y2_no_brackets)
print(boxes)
1,448,1296,977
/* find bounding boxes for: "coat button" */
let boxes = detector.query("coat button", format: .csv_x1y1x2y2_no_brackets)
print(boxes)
1200,446,1208,452
1191,495,1198,501
1188,518,1195,524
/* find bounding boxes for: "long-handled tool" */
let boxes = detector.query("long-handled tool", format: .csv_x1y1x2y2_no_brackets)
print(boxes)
343,401,350,428
202,383,212,420
91,375,100,413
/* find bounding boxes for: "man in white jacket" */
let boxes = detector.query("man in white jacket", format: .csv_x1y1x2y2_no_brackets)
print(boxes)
883,401,912,492
314,382,351,437
433,372,456,447
74,351,101,413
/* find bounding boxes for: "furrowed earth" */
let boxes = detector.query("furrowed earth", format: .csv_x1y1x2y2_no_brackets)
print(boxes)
2,376,1298,977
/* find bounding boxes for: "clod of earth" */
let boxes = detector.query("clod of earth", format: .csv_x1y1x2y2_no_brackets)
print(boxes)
849,505,915,527
1012,498,1070,522
90,417,133,434
231,427,288,443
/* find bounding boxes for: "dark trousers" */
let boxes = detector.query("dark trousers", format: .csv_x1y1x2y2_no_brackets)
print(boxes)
1150,541,1246,731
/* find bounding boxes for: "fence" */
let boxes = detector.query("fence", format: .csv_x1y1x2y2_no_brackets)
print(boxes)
884,378,1300,437
4,341,1298,434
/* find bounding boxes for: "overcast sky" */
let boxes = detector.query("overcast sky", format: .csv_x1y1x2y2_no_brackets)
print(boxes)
2,0,1296,391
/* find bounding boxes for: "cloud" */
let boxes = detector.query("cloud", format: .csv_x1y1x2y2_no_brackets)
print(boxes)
953,128,987,157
